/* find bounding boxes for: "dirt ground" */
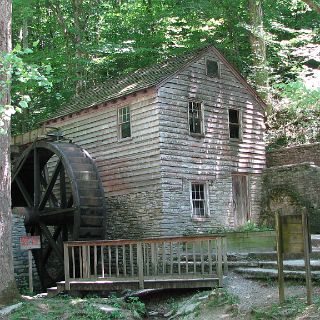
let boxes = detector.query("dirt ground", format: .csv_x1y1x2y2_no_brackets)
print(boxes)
2,272,320,319
141,272,320,319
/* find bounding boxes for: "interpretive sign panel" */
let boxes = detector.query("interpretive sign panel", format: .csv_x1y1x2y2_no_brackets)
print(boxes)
276,212,312,304
20,235,41,250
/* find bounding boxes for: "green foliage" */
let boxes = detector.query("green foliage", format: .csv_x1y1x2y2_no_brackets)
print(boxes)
0,46,52,133
8,295,145,320
126,297,146,318
267,81,320,149
10,0,320,144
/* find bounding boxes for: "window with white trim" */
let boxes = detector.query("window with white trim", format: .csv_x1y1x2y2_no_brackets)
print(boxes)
228,108,241,140
118,106,131,139
191,183,208,217
188,101,203,135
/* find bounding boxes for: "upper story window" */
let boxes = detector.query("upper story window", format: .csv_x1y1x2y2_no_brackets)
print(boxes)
206,59,220,78
228,108,241,140
191,183,208,218
118,106,131,139
188,101,203,135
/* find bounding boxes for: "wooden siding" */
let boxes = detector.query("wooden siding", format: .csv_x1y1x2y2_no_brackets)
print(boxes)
157,50,265,228
44,90,162,196
158,51,265,179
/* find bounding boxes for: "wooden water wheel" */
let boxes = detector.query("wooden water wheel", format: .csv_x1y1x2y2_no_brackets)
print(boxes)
11,139,106,289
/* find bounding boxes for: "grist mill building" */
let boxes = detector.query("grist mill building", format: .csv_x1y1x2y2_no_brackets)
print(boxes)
14,45,266,240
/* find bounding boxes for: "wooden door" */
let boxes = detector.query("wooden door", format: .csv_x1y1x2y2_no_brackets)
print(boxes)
232,175,250,226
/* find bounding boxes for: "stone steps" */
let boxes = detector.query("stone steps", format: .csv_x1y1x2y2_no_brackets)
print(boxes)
47,281,65,297
234,267,320,280
232,235,320,280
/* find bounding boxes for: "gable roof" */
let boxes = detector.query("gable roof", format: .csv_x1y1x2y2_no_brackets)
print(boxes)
45,45,266,122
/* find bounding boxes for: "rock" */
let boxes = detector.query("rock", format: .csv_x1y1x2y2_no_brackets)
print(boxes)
0,303,23,317
148,310,159,316
169,301,201,319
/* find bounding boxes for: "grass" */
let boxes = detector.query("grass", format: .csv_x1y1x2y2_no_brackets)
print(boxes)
251,296,308,319
8,294,146,320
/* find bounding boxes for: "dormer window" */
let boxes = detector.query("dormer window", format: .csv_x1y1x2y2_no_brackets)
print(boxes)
206,59,220,78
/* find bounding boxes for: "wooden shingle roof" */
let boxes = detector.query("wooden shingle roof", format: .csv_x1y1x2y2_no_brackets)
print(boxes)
45,45,266,122
47,50,199,121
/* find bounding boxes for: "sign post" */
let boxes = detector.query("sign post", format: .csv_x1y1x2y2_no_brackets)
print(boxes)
275,212,312,304
20,235,41,293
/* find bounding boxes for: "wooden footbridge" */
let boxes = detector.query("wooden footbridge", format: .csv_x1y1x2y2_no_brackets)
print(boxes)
51,234,228,295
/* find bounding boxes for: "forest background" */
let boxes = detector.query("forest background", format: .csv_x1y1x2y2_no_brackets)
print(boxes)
11,0,320,150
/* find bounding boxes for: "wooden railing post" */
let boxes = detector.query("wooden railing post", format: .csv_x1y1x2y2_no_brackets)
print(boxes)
222,237,228,275
64,243,70,290
216,238,223,287
137,242,144,289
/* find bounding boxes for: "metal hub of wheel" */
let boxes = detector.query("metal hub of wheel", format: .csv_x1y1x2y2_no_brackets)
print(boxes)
11,140,106,289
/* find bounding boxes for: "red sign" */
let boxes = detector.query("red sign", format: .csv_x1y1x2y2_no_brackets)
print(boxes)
20,236,41,250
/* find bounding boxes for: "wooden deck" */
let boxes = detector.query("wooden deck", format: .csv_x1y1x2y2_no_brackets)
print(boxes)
60,235,228,294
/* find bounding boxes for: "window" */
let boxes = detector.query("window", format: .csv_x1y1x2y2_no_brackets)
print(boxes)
228,109,241,140
188,101,203,135
191,183,208,217
206,59,220,78
118,106,131,139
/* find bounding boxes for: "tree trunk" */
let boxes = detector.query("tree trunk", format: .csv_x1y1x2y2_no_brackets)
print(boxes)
248,0,270,113
0,0,19,305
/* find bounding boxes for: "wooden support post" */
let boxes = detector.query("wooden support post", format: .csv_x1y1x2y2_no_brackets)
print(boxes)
137,242,144,289
129,244,134,276
276,212,285,303
72,247,75,279
64,244,70,290
94,246,97,277
216,238,223,287
222,237,228,275
208,240,213,275
28,249,33,293
101,246,105,278
302,212,312,305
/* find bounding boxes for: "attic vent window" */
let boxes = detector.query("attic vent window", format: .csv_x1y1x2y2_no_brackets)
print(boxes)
206,59,220,78
118,106,131,139
228,109,241,140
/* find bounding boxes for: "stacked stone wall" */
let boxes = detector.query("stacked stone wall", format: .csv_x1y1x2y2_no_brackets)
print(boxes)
105,189,164,239
261,163,320,233
12,215,39,291
263,143,320,233
267,143,320,167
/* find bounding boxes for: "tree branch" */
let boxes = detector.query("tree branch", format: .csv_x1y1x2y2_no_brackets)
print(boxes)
300,0,320,14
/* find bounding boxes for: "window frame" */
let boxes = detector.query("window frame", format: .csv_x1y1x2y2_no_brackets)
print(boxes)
188,100,205,136
117,106,131,140
189,182,210,219
205,58,221,78
228,108,242,141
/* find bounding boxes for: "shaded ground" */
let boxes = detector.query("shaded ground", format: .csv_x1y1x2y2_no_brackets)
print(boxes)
2,272,320,319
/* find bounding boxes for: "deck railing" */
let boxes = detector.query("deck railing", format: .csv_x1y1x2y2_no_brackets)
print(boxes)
63,235,227,290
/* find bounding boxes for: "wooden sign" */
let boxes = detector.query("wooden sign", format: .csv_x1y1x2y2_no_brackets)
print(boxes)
276,212,312,305
20,235,41,293
20,236,41,250
281,215,304,253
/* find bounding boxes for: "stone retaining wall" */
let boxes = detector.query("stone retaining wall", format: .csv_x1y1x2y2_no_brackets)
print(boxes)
226,231,276,253
261,163,320,233
12,215,39,291
267,143,320,167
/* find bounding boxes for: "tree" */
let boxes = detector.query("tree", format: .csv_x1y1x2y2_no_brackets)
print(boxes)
0,0,19,305
248,0,270,112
